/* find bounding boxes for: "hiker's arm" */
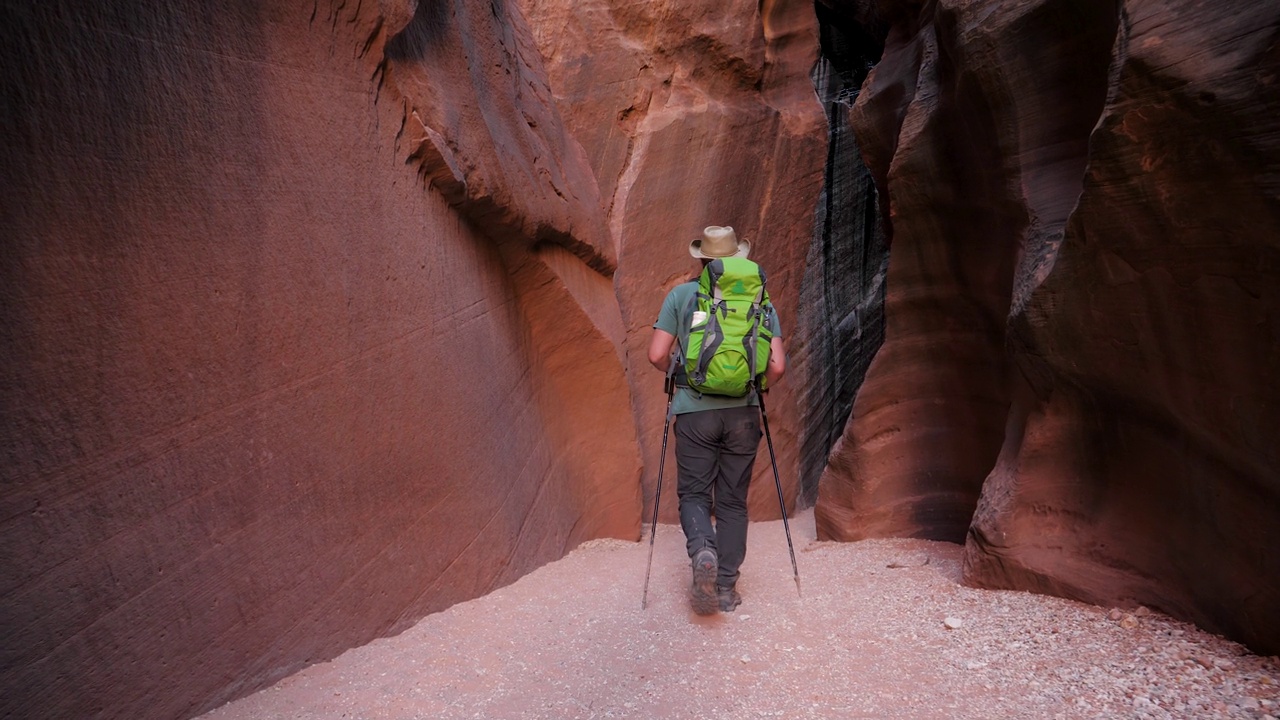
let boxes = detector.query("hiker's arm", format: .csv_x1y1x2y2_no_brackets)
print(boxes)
648,329,676,371
764,337,786,385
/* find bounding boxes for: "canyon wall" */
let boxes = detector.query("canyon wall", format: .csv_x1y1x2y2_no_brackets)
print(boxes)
0,1,641,717
513,0,827,522
17,0,1275,715
795,1,888,505
816,0,1280,653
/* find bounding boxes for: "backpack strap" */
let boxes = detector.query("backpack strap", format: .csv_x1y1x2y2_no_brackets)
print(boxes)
743,265,767,389
743,312,765,391
691,295,724,386
672,284,700,395
691,261,727,385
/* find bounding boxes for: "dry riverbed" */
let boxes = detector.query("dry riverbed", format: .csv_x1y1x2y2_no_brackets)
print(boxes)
201,511,1279,719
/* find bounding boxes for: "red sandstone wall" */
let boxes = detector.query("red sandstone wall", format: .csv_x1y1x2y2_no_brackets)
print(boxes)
814,0,1027,542
964,0,1280,655
515,0,827,522
0,2,639,718
815,0,1280,653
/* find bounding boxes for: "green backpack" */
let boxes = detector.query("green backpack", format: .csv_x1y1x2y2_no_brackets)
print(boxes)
677,256,774,397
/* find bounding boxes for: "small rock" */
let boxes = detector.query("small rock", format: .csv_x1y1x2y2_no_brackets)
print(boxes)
966,661,988,670
944,617,963,630
1135,605,1151,617
740,655,751,663
1108,608,1124,621
1242,698,1261,711
1120,614,1139,629
738,615,751,622
1215,658,1236,670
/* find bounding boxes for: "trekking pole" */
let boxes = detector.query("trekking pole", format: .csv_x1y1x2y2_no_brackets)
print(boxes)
642,357,678,610
756,389,802,598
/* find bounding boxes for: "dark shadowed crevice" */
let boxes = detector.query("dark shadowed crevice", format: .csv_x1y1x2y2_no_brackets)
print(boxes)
795,1,887,506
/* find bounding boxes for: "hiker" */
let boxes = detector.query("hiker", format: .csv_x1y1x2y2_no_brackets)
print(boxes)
647,225,786,614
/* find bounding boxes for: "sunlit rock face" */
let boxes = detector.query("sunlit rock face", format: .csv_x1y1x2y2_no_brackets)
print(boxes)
0,2,639,717
513,0,827,522
816,0,1280,653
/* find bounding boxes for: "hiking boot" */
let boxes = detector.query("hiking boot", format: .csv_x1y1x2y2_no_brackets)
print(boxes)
690,548,718,615
717,585,742,612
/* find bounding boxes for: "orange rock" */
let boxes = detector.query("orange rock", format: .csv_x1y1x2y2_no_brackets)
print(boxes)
516,0,826,522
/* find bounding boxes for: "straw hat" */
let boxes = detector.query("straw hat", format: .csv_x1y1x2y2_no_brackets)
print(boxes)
689,226,750,259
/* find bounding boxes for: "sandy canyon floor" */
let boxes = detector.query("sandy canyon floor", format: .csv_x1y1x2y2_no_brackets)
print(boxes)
201,511,1279,719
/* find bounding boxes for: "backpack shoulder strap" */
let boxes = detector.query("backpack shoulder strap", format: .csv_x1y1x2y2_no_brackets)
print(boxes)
672,282,699,387
674,285,698,355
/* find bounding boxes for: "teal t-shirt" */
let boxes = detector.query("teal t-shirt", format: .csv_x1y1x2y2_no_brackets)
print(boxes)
654,281,783,415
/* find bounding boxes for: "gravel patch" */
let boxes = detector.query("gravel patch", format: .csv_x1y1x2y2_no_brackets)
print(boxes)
201,510,1279,719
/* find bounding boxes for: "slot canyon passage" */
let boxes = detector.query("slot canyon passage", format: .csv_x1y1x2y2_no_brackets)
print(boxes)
1,0,1278,718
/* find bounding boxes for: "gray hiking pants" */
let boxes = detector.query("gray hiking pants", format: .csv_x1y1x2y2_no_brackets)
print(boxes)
673,405,763,589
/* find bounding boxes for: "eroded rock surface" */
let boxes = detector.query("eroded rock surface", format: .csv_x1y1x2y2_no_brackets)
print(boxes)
515,0,827,522
965,0,1280,655
815,0,1280,653
0,2,639,717
816,0,1045,542
794,1,887,505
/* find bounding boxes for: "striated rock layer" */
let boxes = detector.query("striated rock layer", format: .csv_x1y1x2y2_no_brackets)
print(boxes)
817,0,1280,653
0,1,639,718
816,0,1035,542
514,0,827,523
795,1,887,505
965,0,1280,655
